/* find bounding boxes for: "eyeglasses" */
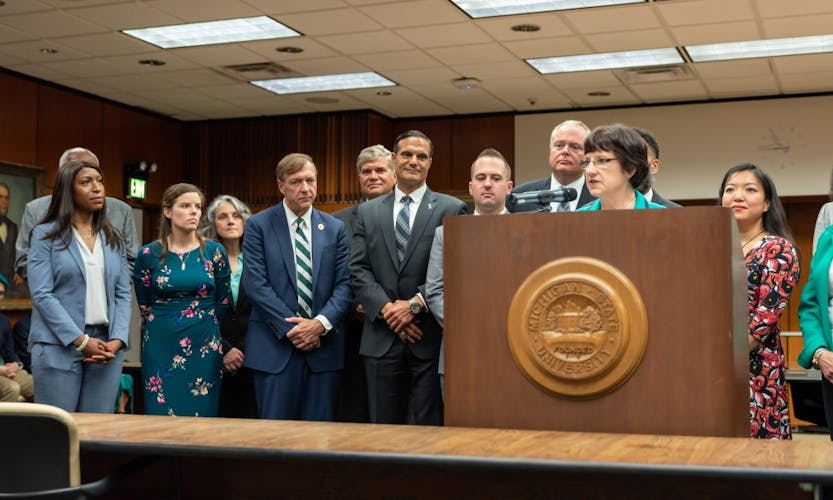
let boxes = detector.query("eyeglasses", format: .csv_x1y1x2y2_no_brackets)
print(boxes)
580,157,618,169
552,142,583,154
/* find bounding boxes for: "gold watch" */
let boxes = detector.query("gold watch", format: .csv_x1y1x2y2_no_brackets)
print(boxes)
812,348,825,370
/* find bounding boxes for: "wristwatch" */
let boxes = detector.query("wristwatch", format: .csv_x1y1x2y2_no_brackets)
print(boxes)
812,348,825,370
408,297,422,315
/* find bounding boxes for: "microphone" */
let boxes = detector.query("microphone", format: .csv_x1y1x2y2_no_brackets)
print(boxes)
509,187,577,206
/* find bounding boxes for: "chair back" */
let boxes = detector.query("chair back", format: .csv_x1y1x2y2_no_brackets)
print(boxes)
0,403,80,493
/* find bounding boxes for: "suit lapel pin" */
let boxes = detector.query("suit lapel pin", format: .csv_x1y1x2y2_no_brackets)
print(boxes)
428,202,434,210
317,223,324,231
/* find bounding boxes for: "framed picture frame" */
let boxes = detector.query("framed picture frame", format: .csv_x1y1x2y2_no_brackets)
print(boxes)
0,160,46,306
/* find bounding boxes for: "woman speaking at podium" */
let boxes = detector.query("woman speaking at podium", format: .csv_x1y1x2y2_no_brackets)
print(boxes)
575,124,664,211
720,164,799,439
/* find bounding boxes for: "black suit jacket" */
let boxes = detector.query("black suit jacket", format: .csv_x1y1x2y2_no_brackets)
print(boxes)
507,176,596,212
650,190,682,208
349,188,467,360
219,279,251,355
0,215,18,286
333,204,364,364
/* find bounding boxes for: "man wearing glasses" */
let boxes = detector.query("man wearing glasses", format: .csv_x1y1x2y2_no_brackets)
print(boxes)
507,119,596,213
349,130,467,426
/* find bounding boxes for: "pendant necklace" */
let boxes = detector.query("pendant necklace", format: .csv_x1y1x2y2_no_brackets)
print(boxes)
741,229,766,249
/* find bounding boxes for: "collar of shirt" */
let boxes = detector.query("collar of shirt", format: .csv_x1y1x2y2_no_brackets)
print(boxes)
643,188,655,203
395,184,427,206
283,202,312,229
473,207,510,216
550,175,586,211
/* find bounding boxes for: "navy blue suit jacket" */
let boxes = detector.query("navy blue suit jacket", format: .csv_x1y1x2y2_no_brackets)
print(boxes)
242,203,352,374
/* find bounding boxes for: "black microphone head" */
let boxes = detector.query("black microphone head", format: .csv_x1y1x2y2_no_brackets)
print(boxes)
562,187,578,201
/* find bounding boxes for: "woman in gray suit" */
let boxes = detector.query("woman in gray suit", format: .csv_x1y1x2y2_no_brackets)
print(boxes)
28,159,131,412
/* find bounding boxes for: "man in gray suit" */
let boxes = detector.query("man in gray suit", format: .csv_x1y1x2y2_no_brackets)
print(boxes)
635,128,681,208
333,145,396,422
425,148,513,396
508,119,596,212
15,147,139,279
349,130,467,425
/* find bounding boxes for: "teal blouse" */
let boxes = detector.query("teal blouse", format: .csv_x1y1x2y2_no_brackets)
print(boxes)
798,225,833,368
577,189,665,211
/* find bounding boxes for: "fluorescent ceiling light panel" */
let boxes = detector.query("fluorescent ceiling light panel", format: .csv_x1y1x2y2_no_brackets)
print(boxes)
451,0,644,18
527,48,683,74
122,16,299,49
252,72,396,94
686,34,833,62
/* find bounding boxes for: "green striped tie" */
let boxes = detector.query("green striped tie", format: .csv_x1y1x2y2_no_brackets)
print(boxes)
294,218,313,318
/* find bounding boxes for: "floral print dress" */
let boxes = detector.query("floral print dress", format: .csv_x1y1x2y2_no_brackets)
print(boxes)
134,240,230,416
746,235,799,439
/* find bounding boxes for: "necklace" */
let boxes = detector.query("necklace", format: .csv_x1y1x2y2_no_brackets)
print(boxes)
741,229,766,249
173,248,193,271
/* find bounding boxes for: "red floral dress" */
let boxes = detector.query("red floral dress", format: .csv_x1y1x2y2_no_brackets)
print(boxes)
745,236,799,439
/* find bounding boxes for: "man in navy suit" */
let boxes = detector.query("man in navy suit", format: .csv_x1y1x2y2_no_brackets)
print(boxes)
349,130,467,425
508,120,596,212
243,153,352,421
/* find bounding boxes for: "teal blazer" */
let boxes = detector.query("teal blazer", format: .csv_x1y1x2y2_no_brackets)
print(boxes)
577,189,665,211
798,224,833,367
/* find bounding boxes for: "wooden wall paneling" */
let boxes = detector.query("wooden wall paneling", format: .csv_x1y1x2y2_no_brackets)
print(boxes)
393,117,452,191
35,85,103,190
450,114,514,190
367,111,393,150
0,72,38,165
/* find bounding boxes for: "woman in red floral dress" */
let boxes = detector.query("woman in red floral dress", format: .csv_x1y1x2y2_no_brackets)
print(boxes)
720,163,800,439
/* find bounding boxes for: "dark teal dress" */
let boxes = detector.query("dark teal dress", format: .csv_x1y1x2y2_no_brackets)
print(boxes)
133,240,230,416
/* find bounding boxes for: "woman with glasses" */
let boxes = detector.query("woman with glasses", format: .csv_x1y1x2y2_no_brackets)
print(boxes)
203,194,257,418
28,159,130,412
720,164,799,439
576,124,664,211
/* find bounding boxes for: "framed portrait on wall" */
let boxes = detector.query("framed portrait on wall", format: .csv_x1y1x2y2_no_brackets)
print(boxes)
0,160,46,304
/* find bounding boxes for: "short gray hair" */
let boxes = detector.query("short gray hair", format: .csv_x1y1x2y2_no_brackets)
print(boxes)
356,144,393,175
203,194,252,241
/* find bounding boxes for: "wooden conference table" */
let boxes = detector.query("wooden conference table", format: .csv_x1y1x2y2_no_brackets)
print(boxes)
76,413,832,499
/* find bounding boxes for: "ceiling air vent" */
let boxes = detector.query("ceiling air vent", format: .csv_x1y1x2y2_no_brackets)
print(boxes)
215,62,302,82
618,64,693,84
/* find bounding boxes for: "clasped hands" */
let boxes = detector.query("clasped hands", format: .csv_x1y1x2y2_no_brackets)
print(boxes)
285,317,325,351
381,299,423,344
74,336,122,364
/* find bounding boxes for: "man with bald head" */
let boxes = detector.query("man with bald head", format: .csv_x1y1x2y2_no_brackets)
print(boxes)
508,119,596,213
15,147,139,279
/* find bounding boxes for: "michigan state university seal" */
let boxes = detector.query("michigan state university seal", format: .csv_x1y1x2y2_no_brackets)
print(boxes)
507,257,647,399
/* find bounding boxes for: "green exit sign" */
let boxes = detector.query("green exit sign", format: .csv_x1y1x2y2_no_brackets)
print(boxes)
129,177,146,199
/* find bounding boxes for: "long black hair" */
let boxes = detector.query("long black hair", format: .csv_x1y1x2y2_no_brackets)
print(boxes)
41,160,123,250
718,163,793,241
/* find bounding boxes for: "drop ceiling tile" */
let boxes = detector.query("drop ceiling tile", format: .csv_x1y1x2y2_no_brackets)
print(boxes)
280,8,382,35
353,49,441,71
244,0,348,14
42,58,126,78
693,59,771,79
6,62,74,82
95,73,183,91
359,0,467,29
409,81,492,100
703,75,779,95
284,92,370,111
762,14,833,39
544,70,622,90
779,71,833,93
397,23,491,49
656,0,754,26
130,87,218,105
0,0,52,16
1,10,107,38
67,2,181,30
382,66,459,85
451,60,537,80
374,98,453,118
628,80,709,101
158,68,237,86
53,33,151,57
244,38,337,60
144,0,261,23
0,53,24,65
426,43,515,65
195,83,271,100
770,53,833,74
282,55,369,75
172,44,265,66
476,12,573,42
503,37,590,59
317,30,414,54
561,85,640,107
585,29,673,52
670,21,761,45
483,77,570,111
0,39,89,63
233,96,316,116
54,78,122,97
0,24,39,43
755,0,833,18
41,0,133,8
429,93,512,114
562,4,660,34
101,51,201,73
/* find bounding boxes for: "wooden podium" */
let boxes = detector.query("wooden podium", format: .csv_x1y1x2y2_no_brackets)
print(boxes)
443,207,749,437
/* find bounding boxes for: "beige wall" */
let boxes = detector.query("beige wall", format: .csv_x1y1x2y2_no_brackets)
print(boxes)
514,94,833,200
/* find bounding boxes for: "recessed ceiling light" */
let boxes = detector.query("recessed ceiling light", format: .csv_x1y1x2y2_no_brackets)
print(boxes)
122,16,300,49
686,34,833,62
511,24,541,32
452,77,482,90
138,59,166,66
252,72,396,95
276,46,303,54
376,90,392,96
450,0,644,19
527,48,683,73
40,48,58,54
587,91,611,96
